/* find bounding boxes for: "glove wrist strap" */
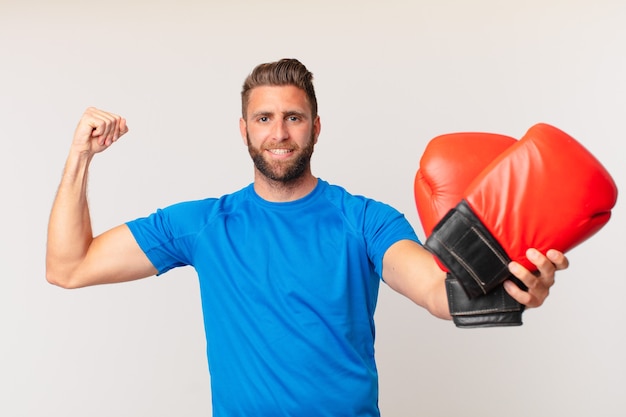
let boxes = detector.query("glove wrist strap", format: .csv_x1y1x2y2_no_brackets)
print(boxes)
425,200,512,298
446,275,524,327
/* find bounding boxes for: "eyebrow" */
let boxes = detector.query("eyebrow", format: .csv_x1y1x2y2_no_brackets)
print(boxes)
250,110,309,119
284,110,308,119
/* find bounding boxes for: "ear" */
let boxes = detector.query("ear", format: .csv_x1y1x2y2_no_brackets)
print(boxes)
313,115,321,144
239,117,248,146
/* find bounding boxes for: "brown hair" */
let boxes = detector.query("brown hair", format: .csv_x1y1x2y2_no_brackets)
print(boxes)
241,58,318,120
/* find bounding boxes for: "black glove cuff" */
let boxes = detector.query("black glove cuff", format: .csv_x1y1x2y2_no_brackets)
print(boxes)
425,200,513,298
446,275,524,328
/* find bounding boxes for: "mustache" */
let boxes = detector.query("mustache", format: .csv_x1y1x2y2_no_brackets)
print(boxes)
246,130,316,183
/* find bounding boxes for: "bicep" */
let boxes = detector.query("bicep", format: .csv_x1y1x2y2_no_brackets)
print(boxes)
76,224,158,287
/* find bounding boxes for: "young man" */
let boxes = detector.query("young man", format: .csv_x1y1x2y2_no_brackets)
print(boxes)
46,58,568,416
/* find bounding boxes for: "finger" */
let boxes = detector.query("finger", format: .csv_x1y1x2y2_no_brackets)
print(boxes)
83,108,105,137
119,118,129,136
547,249,569,271
112,117,129,143
83,108,109,141
96,111,117,145
91,119,109,145
109,114,127,143
88,108,123,146
506,263,548,308
502,279,532,305
526,248,556,284
508,260,536,293
75,111,106,148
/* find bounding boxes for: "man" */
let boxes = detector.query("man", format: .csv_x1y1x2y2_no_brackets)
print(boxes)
46,58,568,416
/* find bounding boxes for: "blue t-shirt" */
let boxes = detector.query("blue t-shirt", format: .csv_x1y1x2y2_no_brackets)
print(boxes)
126,179,419,416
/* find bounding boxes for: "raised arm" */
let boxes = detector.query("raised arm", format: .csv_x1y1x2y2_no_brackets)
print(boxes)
46,107,157,289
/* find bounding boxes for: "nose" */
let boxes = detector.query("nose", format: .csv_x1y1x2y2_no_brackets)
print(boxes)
272,119,289,141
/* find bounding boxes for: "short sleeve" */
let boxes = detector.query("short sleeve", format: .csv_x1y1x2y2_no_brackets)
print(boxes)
363,200,420,277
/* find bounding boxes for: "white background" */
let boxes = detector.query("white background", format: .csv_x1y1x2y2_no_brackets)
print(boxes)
2,1,625,416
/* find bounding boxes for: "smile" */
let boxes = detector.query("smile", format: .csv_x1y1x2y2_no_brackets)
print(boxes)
268,149,293,155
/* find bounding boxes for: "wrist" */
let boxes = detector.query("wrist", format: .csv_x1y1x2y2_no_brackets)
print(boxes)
61,149,93,185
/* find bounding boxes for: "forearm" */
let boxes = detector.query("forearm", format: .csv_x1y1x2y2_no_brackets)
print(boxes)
46,151,95,286
406,264,451,321
382,240,452,321
421,273,451,321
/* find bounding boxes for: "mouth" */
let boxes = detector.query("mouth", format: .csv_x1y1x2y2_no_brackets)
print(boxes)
267,148,294,157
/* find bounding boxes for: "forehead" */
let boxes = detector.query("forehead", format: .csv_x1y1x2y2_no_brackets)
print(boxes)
246,85,311,114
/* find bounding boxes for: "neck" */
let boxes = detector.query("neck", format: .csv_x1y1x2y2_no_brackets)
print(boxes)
253,172,318,202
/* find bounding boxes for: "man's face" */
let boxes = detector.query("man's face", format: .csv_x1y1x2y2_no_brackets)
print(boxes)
240,85,320,183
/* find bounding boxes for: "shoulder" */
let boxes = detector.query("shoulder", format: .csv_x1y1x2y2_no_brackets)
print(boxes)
320,179,402,217
164,184,252,216
130,184,253,233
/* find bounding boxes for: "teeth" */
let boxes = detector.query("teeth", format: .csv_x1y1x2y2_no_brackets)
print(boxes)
269,149,292,155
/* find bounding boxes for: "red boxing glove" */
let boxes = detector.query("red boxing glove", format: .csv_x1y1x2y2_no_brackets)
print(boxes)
426,123,619,299
415,132,516,237
415,132,526,327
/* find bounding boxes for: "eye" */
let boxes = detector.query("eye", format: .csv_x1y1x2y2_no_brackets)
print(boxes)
287,115,300,122
258,116,269,122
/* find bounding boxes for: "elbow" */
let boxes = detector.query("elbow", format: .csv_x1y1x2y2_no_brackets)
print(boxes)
46,270,73,289
45,263,82,289
430,303,453,321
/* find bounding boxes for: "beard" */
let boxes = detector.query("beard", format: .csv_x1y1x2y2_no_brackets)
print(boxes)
246,130,316,183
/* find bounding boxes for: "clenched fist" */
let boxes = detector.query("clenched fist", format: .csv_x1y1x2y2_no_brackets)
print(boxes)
72,107,129,156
